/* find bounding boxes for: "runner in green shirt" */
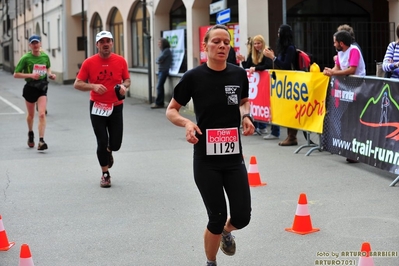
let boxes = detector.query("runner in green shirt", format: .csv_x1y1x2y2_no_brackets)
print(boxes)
14,34,56,151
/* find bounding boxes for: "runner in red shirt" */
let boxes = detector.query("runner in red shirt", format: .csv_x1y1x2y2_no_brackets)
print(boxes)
74,31,131,188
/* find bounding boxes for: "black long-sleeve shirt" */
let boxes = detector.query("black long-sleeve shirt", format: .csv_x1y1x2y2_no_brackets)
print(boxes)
273,45,296,70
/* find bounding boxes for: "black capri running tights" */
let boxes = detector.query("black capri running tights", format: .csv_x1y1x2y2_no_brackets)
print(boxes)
90,101,123,167
193,158,251,235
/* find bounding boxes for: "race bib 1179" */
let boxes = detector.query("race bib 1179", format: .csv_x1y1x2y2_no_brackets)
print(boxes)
91,102,114,117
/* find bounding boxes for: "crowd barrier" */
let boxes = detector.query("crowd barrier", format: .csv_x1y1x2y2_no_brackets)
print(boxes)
247,70,399,186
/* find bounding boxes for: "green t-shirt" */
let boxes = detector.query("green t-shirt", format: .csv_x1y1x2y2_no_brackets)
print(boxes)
14,51,51,82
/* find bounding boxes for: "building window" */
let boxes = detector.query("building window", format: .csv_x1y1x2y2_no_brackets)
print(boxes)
3,45,10,61
91,13,102,55
170,0,185,30
131,3,150,68
110,8,124,56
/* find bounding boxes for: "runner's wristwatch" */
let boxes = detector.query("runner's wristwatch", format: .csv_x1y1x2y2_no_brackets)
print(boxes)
242,113,254,124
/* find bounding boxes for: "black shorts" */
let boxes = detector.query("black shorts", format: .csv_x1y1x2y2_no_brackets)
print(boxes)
22,84,48,103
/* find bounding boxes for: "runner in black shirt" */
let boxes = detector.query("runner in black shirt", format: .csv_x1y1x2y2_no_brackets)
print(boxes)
166,24,254,266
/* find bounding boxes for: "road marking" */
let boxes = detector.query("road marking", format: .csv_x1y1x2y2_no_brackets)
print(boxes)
0,96,24,114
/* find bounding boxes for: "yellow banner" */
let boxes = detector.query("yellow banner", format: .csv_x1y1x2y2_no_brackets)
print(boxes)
270,70,329,133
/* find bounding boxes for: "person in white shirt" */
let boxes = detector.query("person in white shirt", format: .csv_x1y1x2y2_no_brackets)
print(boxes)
323,30,366,77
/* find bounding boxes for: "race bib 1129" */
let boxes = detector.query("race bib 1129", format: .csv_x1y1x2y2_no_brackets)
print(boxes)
206,128,240,155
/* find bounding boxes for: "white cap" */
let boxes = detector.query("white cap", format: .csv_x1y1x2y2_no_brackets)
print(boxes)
95,31,113,43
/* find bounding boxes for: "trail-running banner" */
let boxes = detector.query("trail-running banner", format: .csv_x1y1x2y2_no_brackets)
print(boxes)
163,29,185,75
270,70,329,133
322,76,399,174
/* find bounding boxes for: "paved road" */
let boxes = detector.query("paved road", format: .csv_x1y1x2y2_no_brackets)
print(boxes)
0,69,398,265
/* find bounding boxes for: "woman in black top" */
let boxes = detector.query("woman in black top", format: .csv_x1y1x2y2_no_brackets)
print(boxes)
166,25,254,266
263,24,298,145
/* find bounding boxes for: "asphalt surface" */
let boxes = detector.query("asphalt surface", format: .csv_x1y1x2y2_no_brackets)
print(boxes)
0,69,398,266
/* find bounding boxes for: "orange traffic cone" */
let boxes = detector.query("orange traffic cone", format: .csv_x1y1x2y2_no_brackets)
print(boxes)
19,244,35,266
247,156,266,187
358,242,374,266
285,193,319,235
0,215,15,251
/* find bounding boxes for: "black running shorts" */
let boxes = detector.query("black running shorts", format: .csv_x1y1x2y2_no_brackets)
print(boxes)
22,84,48,103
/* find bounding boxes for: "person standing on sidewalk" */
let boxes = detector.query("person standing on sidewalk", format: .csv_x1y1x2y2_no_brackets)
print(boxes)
14,34,56,151
382,24,399,79
323,30,365,77
323,30,366,163
263,24,297,144
151,38,172,109
337,24,362,52
237,34,273,135
74,31,130,188
166,24,253,266
226,44,239,65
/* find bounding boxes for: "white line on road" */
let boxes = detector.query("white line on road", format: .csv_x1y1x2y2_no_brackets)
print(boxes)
0,95,24,114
